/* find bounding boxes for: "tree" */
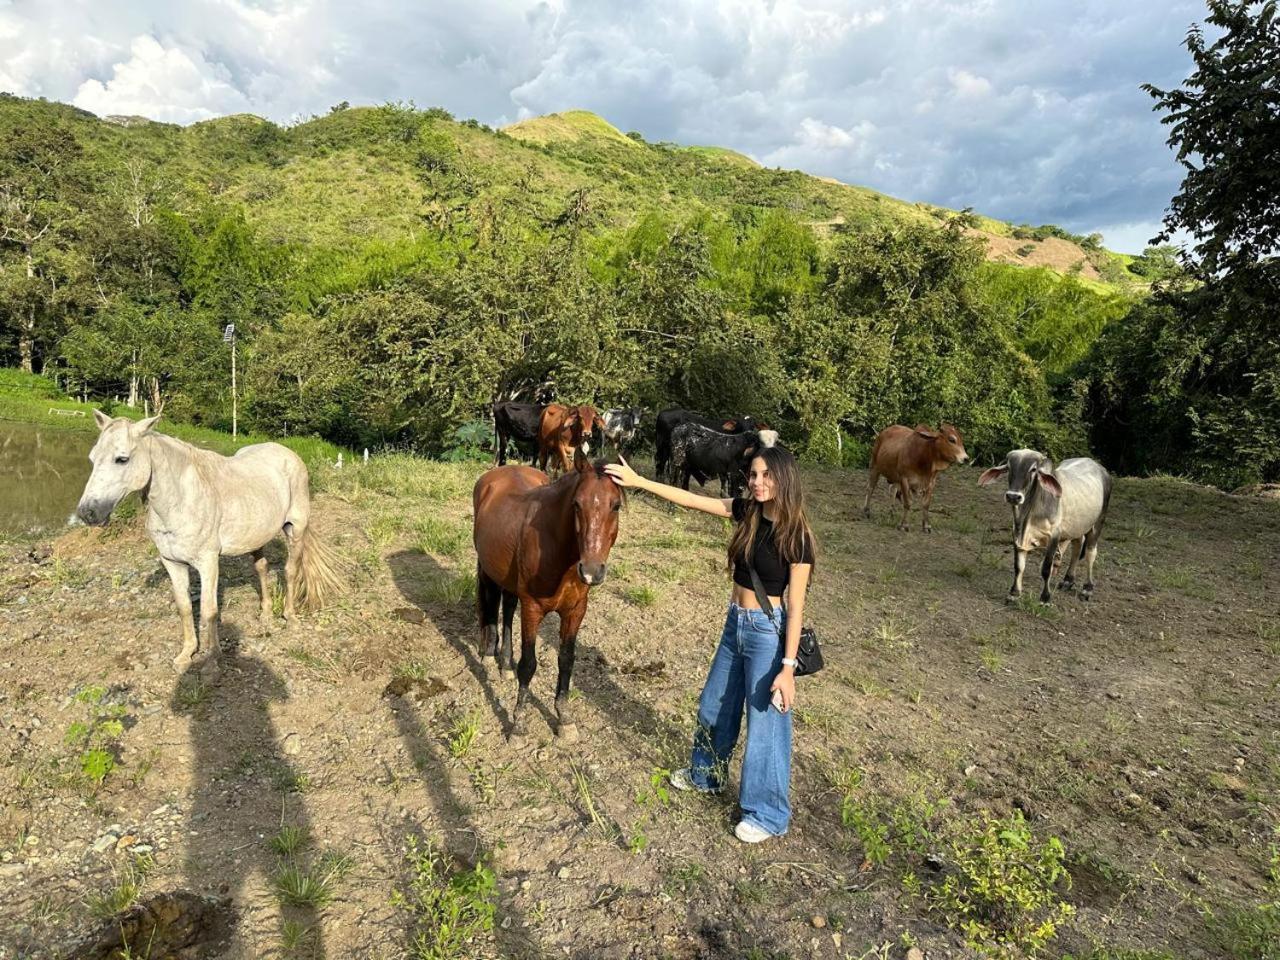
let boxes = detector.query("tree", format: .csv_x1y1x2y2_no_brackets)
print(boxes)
1143,0,1280,272
1086,0,1280,485
0,120,87,372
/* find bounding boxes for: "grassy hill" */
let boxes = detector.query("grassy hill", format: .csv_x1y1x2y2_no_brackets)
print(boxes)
1,96,1135,290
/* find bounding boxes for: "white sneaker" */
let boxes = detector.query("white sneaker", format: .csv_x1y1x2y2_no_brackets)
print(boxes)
734,820,773,844
669,768,706,792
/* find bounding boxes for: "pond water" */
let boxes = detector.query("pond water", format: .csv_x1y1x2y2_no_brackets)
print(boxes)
0,420,94,540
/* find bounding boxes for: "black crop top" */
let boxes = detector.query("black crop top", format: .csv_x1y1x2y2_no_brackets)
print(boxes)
730,498,815,596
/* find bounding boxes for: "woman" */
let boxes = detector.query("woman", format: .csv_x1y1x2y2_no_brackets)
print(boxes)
605,445,815,843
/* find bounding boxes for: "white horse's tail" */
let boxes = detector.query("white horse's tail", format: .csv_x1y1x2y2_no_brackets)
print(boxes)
296,525,346,612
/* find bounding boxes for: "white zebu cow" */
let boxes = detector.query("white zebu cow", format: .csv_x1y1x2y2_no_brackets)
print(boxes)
979,449,1112,604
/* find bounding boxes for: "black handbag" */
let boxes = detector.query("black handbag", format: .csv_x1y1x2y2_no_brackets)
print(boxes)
747,563,824,677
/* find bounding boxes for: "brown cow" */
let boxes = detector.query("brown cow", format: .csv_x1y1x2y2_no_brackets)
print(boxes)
537,404,605,474
862,424,969,532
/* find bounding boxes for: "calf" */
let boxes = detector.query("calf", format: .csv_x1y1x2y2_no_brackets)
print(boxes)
979,450,1112,604
670,422,771,498
655,408,759,483
538,404,605,474
600,407,643,455
493,402,545,466
863,424,969,532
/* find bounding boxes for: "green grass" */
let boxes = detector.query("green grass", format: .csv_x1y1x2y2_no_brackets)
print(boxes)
0,369,346,469
272,851,353,908
623,584,658,607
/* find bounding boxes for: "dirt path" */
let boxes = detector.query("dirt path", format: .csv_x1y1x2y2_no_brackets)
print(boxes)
2,457,1278,959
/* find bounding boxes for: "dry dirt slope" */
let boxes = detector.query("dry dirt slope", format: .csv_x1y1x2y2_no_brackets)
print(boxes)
2,456,1279,960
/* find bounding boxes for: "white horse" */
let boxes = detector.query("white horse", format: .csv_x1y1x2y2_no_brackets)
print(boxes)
76,412,344,676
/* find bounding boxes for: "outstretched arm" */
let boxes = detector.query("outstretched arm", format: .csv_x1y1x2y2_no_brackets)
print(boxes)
604,456,733,518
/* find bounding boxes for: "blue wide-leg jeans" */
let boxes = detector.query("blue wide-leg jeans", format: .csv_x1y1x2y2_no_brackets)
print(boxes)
688,603,792,835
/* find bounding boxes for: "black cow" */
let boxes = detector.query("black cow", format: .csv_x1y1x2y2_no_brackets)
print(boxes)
670,422,768,498
654,408,759,484
493,402,545,466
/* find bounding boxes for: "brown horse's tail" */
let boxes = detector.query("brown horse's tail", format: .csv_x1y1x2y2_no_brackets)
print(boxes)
296,524,346,612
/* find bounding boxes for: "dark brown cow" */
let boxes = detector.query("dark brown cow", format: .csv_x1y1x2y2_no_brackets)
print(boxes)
862,423,969,532
537,403,605,474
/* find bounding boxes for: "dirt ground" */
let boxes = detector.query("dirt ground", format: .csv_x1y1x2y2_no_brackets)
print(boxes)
2,455,1279,960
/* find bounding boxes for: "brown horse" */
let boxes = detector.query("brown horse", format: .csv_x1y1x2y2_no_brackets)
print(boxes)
537,403,605,474
472,451,623,741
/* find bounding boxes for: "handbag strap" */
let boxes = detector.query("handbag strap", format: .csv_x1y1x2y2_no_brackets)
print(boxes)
746,560,784,639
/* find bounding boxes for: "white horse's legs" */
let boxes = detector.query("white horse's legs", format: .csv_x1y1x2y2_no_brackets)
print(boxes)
252,547,273,627
194,554,222,676
161,557,197,672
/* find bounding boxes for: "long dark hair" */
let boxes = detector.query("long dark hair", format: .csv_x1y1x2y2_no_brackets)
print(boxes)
727,445,816,574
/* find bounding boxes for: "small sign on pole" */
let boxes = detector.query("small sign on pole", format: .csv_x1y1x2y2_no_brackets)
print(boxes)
224,324,238,437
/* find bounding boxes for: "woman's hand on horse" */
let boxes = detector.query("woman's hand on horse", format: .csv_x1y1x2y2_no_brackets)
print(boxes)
604,456,642,489
771,668,796,714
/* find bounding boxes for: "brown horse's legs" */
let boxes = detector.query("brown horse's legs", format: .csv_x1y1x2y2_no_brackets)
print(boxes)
500,590,518,679
555,603,586,742
511,602,543,737
477,566,501,659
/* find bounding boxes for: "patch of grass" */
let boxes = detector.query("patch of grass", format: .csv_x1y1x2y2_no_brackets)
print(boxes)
173,676,211,712
1155,566,1191,590
273,850,353,908
270,825,309,857
88,853,154,919
448,711,481,760
663,860,706,896
392,835,497,960
49,557,90,588
394,658,433,680
623,584,658,607
1010,593,1064,622
413,515,468,558
420,569,477,605
285,646,344,684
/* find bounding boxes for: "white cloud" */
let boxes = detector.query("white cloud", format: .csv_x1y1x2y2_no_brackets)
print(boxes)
948,67,992,99
798,117,855,148
0,0,1204,237
72,36,251,123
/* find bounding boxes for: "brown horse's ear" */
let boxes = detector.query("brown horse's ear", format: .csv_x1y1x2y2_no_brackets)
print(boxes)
574,446,591,473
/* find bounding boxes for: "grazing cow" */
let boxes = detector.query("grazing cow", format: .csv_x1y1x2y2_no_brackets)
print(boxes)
538,404,605,474
599,407,643,455
979,450,1112,604
654,408,759,483
493,402,545,466
670,422,775,498
863,424,969,532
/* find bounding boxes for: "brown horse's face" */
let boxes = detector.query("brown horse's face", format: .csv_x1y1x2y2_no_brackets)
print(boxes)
572,461,623,585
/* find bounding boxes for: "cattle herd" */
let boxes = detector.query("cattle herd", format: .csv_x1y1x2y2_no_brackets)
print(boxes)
490,399,1114,610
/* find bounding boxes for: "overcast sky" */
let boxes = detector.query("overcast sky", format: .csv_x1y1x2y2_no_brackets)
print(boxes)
0,0,1204,252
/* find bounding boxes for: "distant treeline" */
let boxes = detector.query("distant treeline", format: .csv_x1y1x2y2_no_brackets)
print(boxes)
0,86,1272,487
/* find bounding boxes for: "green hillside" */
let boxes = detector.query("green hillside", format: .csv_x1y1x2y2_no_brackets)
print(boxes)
0,94,1150,471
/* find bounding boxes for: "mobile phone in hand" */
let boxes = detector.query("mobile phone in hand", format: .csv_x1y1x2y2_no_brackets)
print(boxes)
771,689,784,713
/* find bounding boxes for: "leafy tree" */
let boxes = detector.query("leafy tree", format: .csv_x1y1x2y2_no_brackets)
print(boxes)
1085,0,1280,486
0,119,88,372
